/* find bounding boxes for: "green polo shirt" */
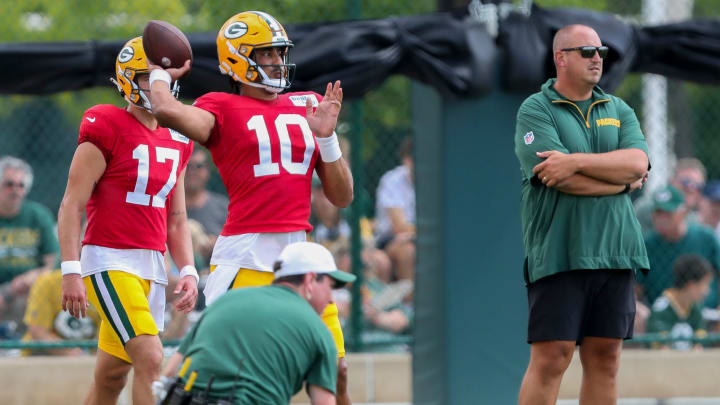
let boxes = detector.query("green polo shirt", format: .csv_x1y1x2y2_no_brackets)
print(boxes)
177,285,337,404
514,79,650,283
0,201,59,284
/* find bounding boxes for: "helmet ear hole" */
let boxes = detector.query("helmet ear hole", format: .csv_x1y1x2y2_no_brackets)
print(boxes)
227,57,238,64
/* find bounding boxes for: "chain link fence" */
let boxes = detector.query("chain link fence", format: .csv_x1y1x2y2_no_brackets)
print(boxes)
3,0,720,355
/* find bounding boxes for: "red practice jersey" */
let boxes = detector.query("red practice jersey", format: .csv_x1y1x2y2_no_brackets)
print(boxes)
79,105,194,252
195,92,322,235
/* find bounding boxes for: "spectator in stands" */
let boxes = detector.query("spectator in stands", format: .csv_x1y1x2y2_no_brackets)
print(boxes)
361,277,413,335
672,158,707,217
636,158,707,233
311,174,393,283
647,254,713,350
374,138,415,281
0,156,59,337
184,148,228,267
642,185,720,310
332,241,412,340
22,269,100,356
699,180,720,242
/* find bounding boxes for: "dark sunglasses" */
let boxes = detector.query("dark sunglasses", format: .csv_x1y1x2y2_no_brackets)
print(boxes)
561,46,609,59
2,180,25,189
679,178,704,190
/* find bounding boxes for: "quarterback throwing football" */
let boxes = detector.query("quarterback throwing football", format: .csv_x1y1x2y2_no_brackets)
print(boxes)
149,11,353,405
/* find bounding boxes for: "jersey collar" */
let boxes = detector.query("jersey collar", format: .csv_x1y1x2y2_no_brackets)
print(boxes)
541,78,608,102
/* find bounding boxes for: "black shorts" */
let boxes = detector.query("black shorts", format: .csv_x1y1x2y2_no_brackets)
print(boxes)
526,269,636,344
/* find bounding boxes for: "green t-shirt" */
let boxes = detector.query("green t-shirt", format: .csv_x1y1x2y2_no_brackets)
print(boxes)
0,201,59,284
647,290,706,350
642,223,720,307
514,79,650,282
177,285,337,404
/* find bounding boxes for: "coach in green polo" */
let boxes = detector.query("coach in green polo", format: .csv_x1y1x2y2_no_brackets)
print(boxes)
513,24,650,405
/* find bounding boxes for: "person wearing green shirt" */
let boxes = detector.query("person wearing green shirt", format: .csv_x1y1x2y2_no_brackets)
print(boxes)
157,241,356,405
514,25,650,405
0,156,59,334
642,184,720,309
647,253,712,350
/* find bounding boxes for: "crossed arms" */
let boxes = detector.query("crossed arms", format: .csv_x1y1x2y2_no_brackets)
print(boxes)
516,99,649,197
532,149,649,196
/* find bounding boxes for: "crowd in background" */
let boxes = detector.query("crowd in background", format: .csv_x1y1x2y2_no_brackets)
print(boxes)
0,136,416,355
9,145,720,355
632,157,720,349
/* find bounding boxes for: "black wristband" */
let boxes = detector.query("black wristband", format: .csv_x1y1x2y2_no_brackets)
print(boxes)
620,183,631,194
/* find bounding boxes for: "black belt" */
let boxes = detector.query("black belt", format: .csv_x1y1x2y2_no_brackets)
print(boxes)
160,389,235,405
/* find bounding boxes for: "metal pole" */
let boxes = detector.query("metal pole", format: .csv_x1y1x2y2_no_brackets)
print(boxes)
641,0,694,193
642,0,671,194
348,101,365,352
346,0,364,352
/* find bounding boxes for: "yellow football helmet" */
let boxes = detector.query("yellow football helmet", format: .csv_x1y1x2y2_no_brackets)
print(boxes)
110,37,179,110
216,11,295,93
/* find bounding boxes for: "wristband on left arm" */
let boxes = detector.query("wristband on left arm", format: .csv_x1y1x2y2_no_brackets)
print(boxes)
179,265,199,284
317,132,342,163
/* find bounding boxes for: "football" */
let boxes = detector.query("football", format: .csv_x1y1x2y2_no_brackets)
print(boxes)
142,20,193,70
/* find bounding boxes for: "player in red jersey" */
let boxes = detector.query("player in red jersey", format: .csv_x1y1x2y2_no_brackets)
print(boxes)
148,11,354,405
58,37,198,405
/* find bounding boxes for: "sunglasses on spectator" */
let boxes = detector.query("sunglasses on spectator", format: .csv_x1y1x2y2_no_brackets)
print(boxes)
2,181,25,189
679,178,704,190
561,46,609,59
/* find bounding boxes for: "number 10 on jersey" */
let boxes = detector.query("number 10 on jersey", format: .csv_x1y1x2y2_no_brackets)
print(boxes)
248,113,316,177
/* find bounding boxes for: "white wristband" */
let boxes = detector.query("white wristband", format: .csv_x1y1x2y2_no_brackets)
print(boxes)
317,132,342,163
61,261,82,276
149,69,171,88
179,265,199,284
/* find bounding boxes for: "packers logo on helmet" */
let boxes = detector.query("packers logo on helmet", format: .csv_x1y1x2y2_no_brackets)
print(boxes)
118,46,134,63
224,22,248,39
110,37,179,110
216,11,296,93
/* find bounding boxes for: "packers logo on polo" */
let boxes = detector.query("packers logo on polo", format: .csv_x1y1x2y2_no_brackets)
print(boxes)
225,22,248,39
596,118,620,128
118,46,134,63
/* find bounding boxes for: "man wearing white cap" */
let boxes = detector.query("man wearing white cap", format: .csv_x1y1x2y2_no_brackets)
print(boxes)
157,241,355,405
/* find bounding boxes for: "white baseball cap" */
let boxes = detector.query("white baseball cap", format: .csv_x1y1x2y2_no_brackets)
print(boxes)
274,242,356,287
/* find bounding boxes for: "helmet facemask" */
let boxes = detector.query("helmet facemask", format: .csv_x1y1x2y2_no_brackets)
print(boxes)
240,43,296,93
